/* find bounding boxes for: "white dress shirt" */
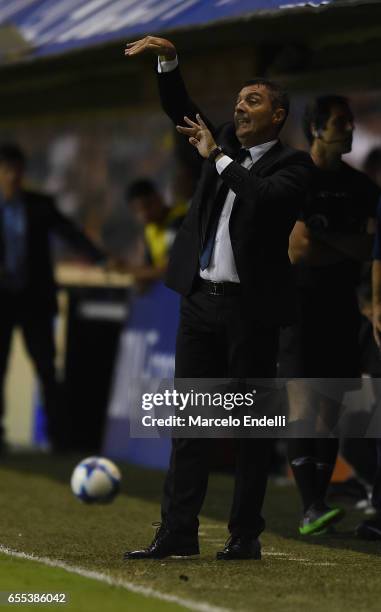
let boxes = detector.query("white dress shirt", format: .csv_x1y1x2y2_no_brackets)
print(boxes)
200,141,277,282
158,56,277,282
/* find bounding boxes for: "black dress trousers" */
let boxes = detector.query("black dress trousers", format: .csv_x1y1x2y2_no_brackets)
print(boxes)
161,287,280,538
0,292,58,444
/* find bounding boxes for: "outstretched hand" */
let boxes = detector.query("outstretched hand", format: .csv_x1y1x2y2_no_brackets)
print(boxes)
125,36,176,59
177,114,217,159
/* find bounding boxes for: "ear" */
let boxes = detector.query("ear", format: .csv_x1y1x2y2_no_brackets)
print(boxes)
273,107,286,126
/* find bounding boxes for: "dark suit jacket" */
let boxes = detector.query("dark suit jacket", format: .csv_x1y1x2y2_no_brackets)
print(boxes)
157,65,314,326
0,190,105,313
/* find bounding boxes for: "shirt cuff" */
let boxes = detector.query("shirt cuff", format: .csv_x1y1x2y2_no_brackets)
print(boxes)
157,56,179,73
216,155,233,174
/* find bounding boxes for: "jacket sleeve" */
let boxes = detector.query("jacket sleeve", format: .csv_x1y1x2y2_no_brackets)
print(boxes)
220,153,314,214
156,64,216,135
46,199,106,262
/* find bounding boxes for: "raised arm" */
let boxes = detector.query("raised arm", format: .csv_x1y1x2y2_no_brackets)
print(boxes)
175,113,314,218
125,36,215,133
46,198,106,263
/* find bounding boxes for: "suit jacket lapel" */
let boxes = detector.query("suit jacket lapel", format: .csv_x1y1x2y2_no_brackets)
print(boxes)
198,124,242,242
228,141,284,228
198,136,284,245
198,164,221,248
249,140,283,175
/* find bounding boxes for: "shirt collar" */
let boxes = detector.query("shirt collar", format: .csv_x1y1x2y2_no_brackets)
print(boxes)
247,139,278,165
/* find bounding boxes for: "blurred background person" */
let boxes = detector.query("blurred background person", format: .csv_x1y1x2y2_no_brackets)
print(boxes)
0,143,106,453
328,147,381,511
355,198,381,539
279,96,380,535
124,178,187,285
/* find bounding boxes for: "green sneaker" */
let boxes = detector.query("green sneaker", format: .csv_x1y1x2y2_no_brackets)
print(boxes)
310,525,337,536
299,504,344,535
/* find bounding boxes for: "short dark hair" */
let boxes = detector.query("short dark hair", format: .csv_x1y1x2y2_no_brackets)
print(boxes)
303,95,350,144
242,78,290,129
0,143,26,167
126,178,158,202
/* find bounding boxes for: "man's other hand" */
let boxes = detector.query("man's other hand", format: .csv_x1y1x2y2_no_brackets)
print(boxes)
177,114,217,159
125,36,176,59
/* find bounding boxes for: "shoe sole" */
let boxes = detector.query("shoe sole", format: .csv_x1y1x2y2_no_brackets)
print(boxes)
216,550,261,561
299,508,345,536
123,551,200,561
124,553,200,560
355,525,381,540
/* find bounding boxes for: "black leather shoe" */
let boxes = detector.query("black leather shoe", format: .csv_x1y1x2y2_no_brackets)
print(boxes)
216,536,261,560
355,515,381,540
123,523,200,560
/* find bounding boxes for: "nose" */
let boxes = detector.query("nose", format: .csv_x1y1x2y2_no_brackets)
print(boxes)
235,99,247,113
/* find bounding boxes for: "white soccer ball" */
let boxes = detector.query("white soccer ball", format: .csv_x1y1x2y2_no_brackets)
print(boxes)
70,456,121,504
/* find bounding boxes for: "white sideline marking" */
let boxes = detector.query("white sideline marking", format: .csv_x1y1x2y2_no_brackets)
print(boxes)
263,553,336,565
0,546,231,612
286,558,336,566
200,541,337,566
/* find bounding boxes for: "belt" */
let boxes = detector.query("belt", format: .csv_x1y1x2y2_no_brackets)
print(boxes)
197,278,242,296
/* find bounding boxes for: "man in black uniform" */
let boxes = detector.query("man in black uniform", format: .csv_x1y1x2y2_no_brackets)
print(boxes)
0,144,106,452
280,96,379,535
124,35,313,560
356,202,381,539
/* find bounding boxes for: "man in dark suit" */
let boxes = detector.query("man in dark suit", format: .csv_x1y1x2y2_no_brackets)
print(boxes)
124,36,314,560
0,143,106,451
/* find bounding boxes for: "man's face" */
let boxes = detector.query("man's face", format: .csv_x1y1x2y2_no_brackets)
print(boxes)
0,161,24,199
316,104,354,154
130,193,165,225
234,84,283,147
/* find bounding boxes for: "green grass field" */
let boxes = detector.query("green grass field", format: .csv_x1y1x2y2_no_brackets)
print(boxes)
1,453,381,612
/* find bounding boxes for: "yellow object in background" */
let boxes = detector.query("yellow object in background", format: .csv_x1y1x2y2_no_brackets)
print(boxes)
144,202,188,268
4,330,35,447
